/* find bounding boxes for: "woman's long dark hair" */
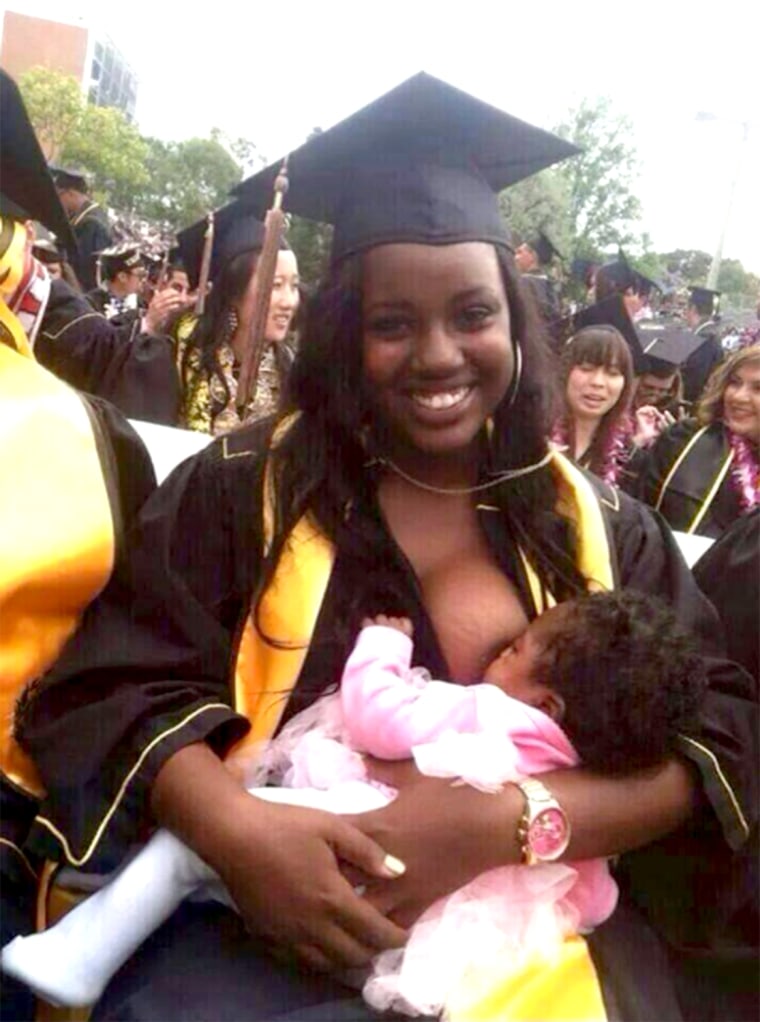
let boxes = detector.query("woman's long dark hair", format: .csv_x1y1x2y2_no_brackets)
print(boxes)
180,248,261,411
252,244,589,620
558,327,634,476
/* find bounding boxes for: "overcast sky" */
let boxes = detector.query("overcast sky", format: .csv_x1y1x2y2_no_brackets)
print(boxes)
8,0,760,274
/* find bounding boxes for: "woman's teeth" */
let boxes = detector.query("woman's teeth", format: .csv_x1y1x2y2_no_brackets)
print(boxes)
411,387,470,410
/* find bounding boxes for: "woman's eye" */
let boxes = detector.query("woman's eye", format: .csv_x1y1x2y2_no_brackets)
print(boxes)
458,305,493,329
367,317,412,337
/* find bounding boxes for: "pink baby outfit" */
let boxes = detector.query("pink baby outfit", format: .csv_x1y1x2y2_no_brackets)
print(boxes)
265,625,619,1017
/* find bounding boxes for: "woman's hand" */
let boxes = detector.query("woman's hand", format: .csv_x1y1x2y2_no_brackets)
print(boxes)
151,743,406,971
216,799,408,970
633,405,668,448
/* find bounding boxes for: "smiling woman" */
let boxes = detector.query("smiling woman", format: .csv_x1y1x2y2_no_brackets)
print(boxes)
11,73,757,1022
637,344,760,538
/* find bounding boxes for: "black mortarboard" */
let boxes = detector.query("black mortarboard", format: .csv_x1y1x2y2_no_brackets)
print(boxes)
526,230,563,266
557,294,646,372
96,242,144,279
570,258,599,286
636,321,712,371
0,70,75,247
232,72,580,263
595,253,638,296
175,202,266,290
49,165,89,194
687,285,721,315
32,237,64,265
633,270,664,298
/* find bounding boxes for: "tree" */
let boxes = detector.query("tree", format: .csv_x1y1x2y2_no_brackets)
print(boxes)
19,66,148,204
128,136,243,228
499,169,572,256
18,66,84,161
554,98,643,255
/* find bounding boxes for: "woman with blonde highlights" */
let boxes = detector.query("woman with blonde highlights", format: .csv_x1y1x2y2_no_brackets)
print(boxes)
638,345,760,538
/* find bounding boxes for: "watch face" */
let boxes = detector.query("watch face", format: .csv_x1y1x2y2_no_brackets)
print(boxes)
528,807,569,860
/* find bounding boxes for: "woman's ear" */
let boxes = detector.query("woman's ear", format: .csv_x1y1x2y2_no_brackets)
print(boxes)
539,690,566,723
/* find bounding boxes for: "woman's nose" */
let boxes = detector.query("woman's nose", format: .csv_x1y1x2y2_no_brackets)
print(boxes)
412,323,464,373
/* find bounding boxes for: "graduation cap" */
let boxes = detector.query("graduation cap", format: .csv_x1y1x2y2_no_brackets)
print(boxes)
570,258,599,286
32,237,64,265
96,242,145,279
175,202,266,290
0,70,75,248
633,270,664,298
232,71,580,263
49,165,90,194
595,253,638,297
556,294,646,372
687,285,721,315
636,321,712,372
524,230,563,266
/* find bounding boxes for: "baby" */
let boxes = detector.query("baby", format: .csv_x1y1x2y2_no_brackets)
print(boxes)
2,591,705,1016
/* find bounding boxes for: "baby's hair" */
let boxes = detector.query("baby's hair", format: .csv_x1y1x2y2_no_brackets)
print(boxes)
537,590,706,774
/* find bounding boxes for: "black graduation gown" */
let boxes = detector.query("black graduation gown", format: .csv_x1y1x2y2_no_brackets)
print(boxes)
636,420,742,539
16,422,757,1020
521,270,561,322
681,325,723,404
35,279,181,425
0,397,156,1022
693,509,759,687
69,203,112,292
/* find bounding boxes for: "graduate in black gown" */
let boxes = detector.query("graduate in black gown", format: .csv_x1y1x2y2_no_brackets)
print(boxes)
514,229,562,322
681,285,724,404
86,243,148,322
636,345,760,539
49,166,113,291
0,68,158,1022
13,74,757,1022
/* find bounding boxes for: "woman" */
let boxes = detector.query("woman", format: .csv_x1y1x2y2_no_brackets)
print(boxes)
637,344,760,538
174,208,300,435
14,75,756,1021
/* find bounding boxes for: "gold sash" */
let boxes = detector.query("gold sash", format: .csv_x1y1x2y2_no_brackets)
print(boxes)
0,346,115,796
231,446,612,1019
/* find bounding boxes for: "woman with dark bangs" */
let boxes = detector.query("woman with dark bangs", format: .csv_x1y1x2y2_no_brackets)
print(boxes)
552,326,636,487
12,75,757,1022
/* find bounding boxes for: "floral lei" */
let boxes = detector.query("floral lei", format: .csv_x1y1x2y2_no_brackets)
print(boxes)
550,417,633,487
727,429,760,514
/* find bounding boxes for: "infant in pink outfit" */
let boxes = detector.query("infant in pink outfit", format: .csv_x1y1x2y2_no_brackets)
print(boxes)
2,591,704,1016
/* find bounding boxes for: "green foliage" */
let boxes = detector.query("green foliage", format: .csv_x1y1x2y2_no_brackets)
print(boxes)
554,97,643,255
131,136,243,227
19,66,148,206
287,215,332,289
18,66,82,161
499,169,572,255
64,104,149,206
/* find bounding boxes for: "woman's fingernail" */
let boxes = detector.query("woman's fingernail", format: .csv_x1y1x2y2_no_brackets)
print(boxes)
383,854,406,876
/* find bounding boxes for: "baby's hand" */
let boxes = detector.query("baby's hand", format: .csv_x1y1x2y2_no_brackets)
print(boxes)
362,614,414,637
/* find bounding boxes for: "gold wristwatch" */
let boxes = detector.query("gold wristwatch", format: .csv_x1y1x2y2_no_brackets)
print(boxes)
515,777,571,865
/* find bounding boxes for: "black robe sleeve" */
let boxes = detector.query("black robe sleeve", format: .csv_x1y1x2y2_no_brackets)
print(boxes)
693,509,759,688
36,280,180,425
18,432,266,868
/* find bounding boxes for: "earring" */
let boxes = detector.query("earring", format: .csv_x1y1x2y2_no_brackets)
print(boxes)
506,341,523,409
225,307,239,341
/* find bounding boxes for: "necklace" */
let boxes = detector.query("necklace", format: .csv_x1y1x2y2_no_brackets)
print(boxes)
377,450,554,495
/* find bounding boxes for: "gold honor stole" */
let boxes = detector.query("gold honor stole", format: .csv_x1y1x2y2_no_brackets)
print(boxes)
231,447,613,1020
0,345,115,797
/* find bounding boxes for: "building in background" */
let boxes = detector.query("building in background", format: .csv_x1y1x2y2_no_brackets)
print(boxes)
0,8,137,119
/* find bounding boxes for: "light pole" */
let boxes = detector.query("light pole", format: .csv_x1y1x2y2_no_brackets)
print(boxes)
695,113,752,290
